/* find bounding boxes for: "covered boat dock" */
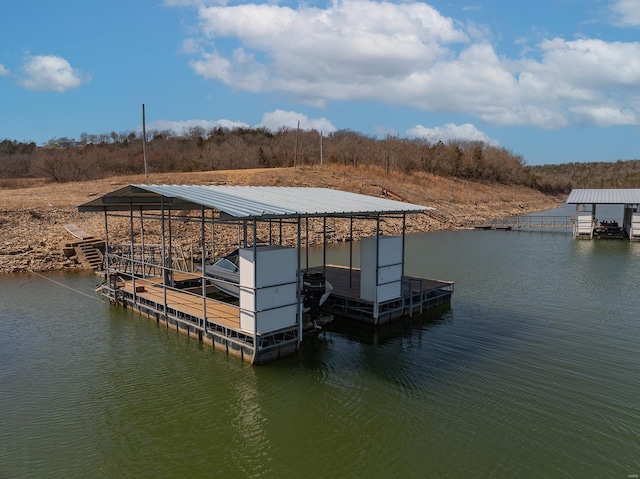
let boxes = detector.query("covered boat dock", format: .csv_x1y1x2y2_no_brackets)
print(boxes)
566,189,640,241
78,185,454,364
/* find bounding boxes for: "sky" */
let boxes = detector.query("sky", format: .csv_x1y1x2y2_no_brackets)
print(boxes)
1,0,639,165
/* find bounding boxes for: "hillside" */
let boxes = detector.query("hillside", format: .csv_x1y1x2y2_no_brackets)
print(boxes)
528,159,640,192
0,165,558,274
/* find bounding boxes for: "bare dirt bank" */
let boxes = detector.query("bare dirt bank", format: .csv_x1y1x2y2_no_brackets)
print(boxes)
0,166,559,274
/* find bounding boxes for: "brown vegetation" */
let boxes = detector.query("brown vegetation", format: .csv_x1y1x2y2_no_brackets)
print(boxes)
528,160,640,192
1,127,531,186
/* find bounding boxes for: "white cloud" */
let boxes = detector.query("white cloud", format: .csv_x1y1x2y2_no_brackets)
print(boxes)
374,125,397,137
190,0,467,99
0,64,9,76
257,110,337,133
145,112,335,136
147,118,250,135
19,55,89,92
533,38,640,89
407,123,499,145
569,105,638,126
610,0,640,27
172,0,640,129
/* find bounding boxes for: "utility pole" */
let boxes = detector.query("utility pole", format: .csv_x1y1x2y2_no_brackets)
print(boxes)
142,104,148,177
294,120,300,167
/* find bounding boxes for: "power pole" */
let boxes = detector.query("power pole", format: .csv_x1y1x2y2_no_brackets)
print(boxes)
294,120,300,167
142,104,149,177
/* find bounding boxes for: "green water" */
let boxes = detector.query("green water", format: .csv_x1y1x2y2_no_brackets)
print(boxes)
1,228,640,478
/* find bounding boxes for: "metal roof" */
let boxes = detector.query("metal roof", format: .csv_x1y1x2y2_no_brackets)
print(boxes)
566,189,640,205
78,184,434,218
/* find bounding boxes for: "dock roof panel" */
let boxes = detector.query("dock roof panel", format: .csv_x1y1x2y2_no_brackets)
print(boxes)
78,184,434,218
566,189,640,205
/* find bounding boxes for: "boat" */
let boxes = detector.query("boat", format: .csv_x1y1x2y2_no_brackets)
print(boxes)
202,251,242,297
593,220,626,239
200,248,333,310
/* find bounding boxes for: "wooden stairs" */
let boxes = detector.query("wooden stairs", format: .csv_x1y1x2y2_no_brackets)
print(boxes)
75,240,104,269
63,224,104,270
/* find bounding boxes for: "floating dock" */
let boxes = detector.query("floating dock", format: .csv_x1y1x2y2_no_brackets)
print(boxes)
98,272,298,365
80,185,454,364
567,189,640,241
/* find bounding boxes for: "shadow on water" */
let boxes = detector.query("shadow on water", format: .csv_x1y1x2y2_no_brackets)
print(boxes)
327,304,453,346
281,305,464,390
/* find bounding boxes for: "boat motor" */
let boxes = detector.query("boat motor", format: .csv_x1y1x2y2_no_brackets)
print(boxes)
302,272,325,323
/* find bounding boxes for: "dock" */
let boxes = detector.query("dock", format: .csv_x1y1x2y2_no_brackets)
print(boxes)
480,190,640,241
566,189,640,241
80,185,454,364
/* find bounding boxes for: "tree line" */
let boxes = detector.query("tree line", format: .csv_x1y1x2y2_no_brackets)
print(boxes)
527,160,640,192
2,127,636,193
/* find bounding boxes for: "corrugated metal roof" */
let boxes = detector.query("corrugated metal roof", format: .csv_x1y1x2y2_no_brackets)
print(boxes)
566,189,640,204
78,184,434,218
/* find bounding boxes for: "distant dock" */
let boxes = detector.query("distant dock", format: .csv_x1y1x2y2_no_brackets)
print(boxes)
567,189,640,241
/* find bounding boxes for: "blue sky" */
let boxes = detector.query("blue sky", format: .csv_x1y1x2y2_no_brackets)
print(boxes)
1,0,639,165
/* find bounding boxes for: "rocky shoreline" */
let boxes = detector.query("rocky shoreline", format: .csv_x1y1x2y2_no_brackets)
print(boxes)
0,166,560,274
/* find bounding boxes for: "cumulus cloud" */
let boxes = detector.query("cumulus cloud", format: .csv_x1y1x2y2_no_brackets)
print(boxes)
257,110,337,133
610,0,640,27
0,64,9,76
569,105,638,127
145,111,335,136
147,118,250,135
19,55,89,92
407,123,499,145
172,0,640,129
190,0,466,95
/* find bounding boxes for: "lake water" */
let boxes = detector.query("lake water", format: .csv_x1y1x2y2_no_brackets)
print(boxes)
2,208,640,478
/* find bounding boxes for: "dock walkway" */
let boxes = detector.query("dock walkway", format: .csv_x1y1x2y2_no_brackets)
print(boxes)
64,223,95,240
121,277,240,330
475,216,573,231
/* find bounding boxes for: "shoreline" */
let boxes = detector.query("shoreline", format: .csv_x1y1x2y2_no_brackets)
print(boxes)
0,166,560,274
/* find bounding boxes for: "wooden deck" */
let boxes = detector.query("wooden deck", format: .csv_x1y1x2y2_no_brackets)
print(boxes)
115,265,450,330
307,264,451,299
121,277,240,330
142,272,200,284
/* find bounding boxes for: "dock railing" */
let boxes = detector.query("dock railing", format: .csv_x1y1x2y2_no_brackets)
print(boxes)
476,215,574,230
